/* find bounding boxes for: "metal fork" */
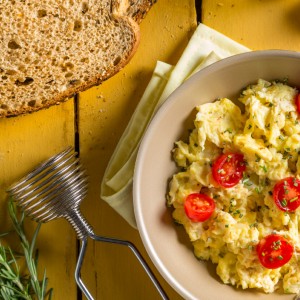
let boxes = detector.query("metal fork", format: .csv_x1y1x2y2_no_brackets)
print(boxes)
7,147,168,300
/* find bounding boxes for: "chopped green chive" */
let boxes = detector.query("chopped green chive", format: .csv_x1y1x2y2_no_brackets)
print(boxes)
255,187,262,194
232,209,241,216
255,154,261,162
249,222,258,228
281,199,287,207
260,165,268,173
224,128,233,134
290,196,298,203
283,151,292,160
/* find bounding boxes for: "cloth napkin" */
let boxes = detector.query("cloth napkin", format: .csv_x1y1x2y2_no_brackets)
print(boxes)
100,23,250,228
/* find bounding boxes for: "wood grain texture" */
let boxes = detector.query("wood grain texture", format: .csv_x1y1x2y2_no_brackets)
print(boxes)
202,0,300,51
0,101,77,299
9,1,300,299
77,0,197,299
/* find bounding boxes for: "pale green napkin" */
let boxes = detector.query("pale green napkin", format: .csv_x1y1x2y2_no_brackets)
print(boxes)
100,23,250,228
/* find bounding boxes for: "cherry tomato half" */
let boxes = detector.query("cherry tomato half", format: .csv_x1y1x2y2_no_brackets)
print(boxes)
256,234,293,269
273,177,300,212
212,153,246,188
295,93,300,114
184,193,215,222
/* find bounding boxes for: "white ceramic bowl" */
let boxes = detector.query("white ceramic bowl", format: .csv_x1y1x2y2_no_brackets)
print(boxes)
133,50,300,300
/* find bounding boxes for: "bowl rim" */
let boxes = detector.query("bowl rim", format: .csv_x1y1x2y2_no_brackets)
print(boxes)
133,49,300,299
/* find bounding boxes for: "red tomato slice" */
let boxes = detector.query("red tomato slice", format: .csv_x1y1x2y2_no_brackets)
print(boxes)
212,153,246,188
256,234,293,269
184,193,215,222
295,93,300,114
273,177,300,212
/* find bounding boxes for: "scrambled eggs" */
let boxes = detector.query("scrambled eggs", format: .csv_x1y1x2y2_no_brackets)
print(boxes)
167,79,300,294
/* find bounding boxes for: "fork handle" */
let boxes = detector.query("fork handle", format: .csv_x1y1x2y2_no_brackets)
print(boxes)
75,238,93,300
90,233,169,300
75,235,169,300
69,211,169,299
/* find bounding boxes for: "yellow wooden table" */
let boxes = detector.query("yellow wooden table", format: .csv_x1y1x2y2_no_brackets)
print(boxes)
1,1,300,299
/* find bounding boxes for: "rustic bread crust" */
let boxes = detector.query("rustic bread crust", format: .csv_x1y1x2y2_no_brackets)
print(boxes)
127,0,157,23
0,0,155,117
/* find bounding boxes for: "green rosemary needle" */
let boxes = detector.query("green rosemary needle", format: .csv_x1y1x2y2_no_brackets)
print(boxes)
0,199,53,300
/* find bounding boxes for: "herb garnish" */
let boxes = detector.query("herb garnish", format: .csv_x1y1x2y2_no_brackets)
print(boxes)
0,199,53,300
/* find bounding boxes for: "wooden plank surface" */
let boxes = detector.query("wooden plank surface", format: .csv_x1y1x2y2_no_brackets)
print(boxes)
202,0,300,51
77,0,196,299
2,1,300,300
0,101,77,299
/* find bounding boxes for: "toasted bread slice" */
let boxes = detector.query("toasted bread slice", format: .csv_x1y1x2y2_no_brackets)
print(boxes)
0,0,154,117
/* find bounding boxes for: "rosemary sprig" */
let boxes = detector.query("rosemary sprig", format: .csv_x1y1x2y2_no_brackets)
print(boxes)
0,199,53,300
0,246,29,299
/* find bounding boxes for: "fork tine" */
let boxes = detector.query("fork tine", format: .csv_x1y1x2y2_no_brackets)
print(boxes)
17,163,82,207
27,177,88,223
13,154,80,204
8,147,75,194
7,147,88,224
21,171,87,215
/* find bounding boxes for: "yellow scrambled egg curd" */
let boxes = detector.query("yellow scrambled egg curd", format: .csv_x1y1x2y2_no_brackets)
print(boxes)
167,79,300,294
